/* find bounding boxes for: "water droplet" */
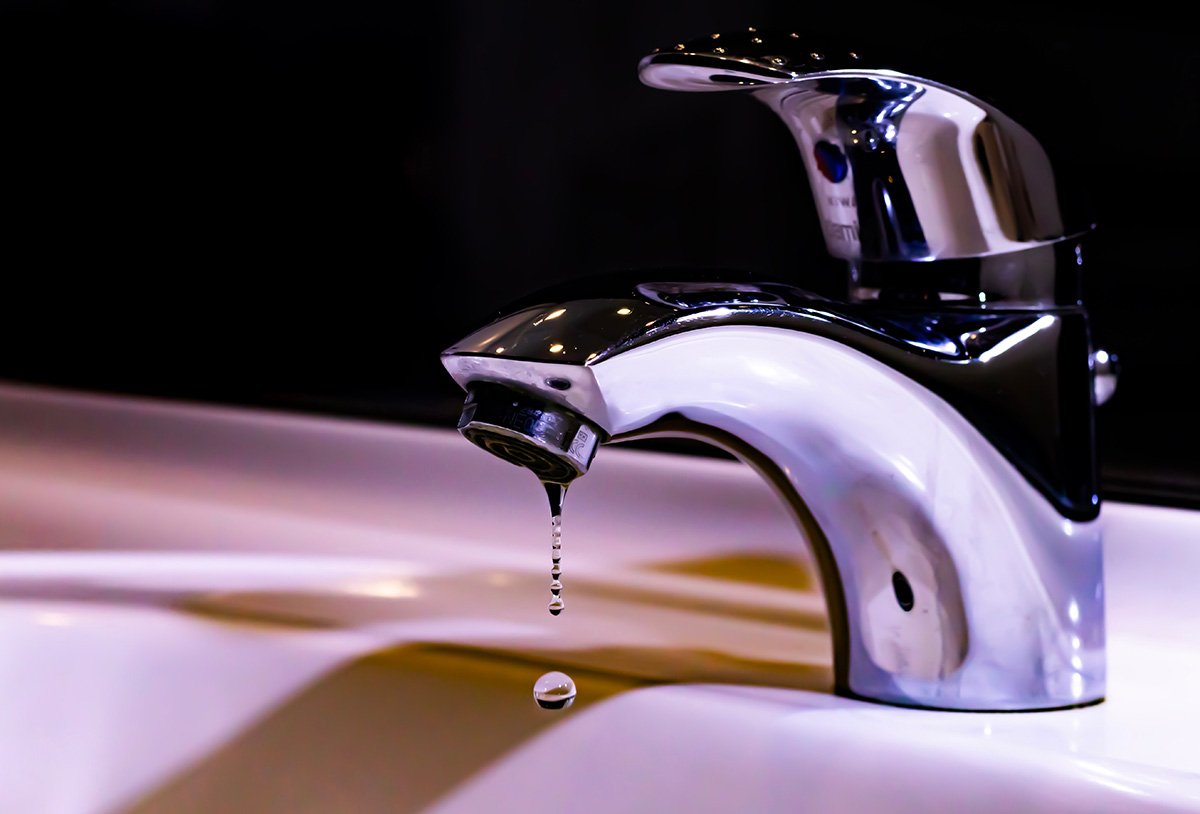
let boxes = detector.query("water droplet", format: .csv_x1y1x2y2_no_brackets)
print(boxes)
548,597,564,615
533,671,576,710
544,481,566,517
550,580,563,593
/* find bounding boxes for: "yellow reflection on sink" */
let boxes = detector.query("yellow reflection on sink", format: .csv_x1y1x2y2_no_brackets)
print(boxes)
126,644,637,814
176,553,832,695
644,552,817,592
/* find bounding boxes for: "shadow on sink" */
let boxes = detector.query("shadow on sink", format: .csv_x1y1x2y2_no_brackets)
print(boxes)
173,557,832,690
121,639,833,814
0,554,834,812
121,644,639,813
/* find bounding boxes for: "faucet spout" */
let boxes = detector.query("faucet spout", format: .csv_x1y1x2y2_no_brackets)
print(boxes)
442,278,1105,711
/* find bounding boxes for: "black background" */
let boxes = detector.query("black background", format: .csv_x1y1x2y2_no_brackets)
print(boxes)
1,1,1196,507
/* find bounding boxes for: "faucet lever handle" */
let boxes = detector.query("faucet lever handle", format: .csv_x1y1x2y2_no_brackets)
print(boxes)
640,30,1087,270
642,29,865,91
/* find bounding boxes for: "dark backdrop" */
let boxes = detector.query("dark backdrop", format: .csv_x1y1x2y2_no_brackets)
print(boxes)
1,1,1196,507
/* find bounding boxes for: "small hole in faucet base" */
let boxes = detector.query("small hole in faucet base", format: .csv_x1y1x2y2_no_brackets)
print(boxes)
892,570,915,612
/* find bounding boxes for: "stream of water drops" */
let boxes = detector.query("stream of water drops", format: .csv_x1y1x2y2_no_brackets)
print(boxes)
533,481,576,710
544,481,566,616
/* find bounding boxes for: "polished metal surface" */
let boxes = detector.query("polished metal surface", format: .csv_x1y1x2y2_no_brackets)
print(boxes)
444,281,1099,521
445,313,1106,711
443,273,1108,710
441,31,1108,712
640,30,1088,267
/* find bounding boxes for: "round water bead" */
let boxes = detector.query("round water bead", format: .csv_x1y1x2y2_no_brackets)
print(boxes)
533,671,577,710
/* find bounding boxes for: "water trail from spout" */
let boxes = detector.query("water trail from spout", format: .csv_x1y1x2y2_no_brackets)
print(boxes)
543,481,567,616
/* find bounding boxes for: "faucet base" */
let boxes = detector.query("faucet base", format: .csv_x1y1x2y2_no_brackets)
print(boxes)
591,325,1105,711
837,688,1106,714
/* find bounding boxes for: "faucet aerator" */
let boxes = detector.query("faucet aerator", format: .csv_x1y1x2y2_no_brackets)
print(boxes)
457,382,603,484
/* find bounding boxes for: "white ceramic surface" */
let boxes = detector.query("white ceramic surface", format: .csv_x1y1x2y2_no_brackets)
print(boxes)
1,383,1198,813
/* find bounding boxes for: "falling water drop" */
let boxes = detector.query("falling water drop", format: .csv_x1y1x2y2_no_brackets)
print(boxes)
533,671,577,710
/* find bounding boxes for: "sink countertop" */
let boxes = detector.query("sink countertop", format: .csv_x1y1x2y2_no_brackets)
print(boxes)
1,382,1198,813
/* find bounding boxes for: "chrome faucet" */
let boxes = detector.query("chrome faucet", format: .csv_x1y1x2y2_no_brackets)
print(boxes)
442,30,1109,712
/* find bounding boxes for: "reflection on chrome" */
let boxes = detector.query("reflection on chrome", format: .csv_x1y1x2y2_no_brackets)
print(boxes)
977,315,1057,363
1092,348,1119,405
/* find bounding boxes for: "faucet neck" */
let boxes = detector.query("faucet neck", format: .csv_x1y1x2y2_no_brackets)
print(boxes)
592,325,1104,710
443,274,1099,520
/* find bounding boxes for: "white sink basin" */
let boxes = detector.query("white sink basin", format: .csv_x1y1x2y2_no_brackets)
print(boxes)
1,383,1198,813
